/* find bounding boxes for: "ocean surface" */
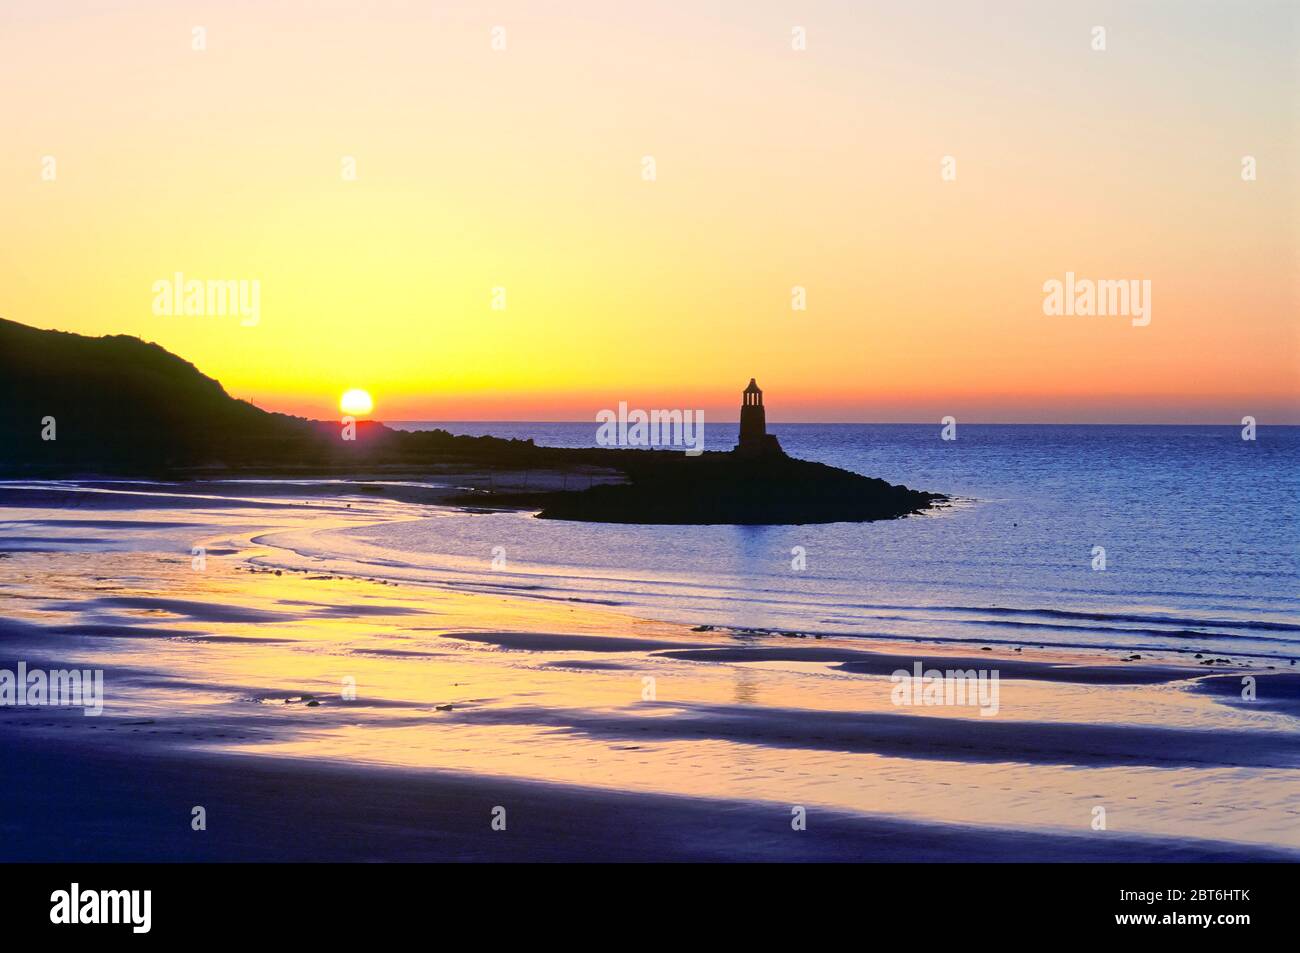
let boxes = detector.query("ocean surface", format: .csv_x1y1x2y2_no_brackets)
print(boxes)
3,423,1299,859
314,422,1300,662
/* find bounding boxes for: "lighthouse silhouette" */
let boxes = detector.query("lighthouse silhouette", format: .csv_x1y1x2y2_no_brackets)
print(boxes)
735,379,784,457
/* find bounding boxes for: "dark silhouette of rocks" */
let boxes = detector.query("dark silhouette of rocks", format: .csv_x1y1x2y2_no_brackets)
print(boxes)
0,318,944,525
532,450,940,524
529,378,940,524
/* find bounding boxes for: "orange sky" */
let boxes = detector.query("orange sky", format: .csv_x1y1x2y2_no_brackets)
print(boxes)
2,0,1297,423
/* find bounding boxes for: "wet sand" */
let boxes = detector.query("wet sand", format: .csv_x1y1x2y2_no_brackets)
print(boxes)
1,486,1297,861
5,732,1293,862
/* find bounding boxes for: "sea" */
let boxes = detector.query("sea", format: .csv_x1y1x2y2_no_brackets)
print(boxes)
316,422,1300,663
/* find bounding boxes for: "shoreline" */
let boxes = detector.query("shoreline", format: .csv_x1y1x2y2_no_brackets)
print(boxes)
2,483,1298,861
2,480,1291,688
242,538,1300,671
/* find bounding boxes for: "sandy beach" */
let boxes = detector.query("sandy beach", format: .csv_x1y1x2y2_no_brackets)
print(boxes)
2,481,1296,862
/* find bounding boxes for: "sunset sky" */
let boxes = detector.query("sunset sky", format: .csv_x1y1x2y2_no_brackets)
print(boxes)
2,0,1296,423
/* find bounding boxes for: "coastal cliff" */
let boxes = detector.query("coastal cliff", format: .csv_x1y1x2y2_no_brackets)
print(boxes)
0,318,944,525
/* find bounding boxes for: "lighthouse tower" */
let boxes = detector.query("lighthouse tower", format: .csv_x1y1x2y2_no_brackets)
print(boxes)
735,379,783,457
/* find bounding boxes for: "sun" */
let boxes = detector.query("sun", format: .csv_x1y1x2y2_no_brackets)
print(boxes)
339,388,374,417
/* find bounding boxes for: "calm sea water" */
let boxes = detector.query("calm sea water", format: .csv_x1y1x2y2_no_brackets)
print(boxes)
353,423,1300,661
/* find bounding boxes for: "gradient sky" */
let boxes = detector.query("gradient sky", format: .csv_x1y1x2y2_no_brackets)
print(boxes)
2,0,1297,422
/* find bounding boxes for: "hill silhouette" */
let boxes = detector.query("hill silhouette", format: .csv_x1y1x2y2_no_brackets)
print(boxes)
0,317,546,475
0,318,944,524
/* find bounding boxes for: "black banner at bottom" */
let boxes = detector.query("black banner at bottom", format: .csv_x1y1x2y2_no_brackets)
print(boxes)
3,862,1289,940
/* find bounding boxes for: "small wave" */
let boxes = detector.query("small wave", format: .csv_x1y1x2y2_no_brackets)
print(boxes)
940,604,1300,633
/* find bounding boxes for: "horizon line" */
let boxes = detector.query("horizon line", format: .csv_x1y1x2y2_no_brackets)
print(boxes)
381,419,1300,428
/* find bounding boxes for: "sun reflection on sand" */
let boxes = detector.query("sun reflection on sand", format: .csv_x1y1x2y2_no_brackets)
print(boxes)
1,495,1297,857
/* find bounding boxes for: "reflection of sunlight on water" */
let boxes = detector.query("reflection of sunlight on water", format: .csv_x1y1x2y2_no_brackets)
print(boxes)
732,667,759,706
245,501,1300,664
231,717,1300,850
2,490,1298,854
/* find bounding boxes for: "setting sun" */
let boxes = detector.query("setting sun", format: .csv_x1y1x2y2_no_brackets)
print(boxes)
339,389,374,417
